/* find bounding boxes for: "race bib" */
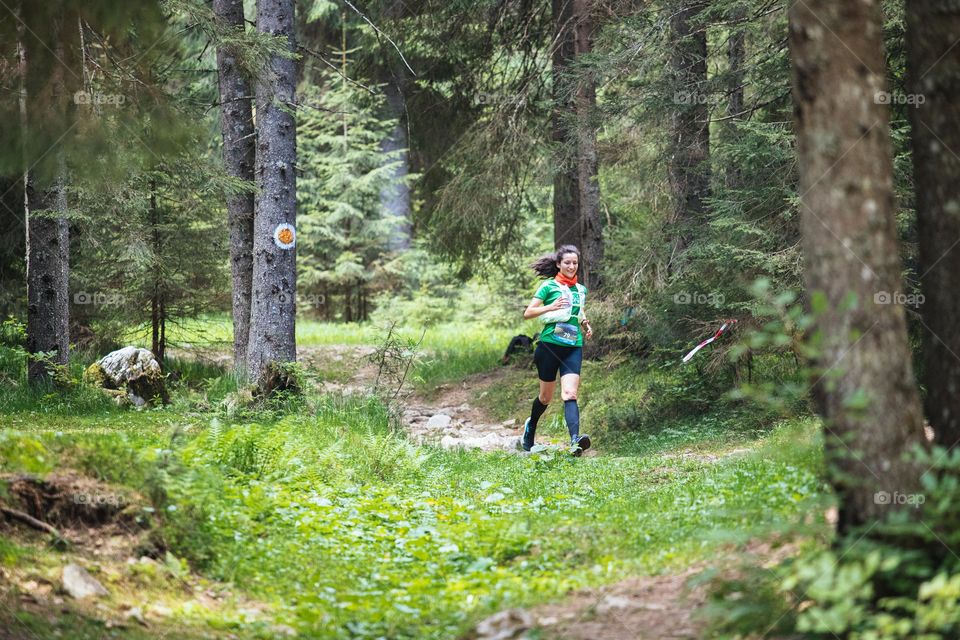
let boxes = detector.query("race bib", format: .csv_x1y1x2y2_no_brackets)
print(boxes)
553,321,579,345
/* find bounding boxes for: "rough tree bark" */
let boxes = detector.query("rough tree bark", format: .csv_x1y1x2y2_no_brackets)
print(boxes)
214,0,255,376
21,17,70,384
788,0,926,532
667,0,710,264
552,0,603,290
247,0,298,385
149,181,166,364
906,1,960,449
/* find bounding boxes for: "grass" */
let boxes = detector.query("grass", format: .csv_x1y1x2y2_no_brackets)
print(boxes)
0,317,829,639
125,315,524,391
0,405,825,639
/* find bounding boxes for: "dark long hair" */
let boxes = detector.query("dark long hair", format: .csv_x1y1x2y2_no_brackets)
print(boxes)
530,245,580,278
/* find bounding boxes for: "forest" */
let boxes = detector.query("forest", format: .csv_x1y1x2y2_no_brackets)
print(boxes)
1,0,959,638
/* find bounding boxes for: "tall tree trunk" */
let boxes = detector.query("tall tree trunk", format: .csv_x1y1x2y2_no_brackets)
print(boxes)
149,181,165,364
21,17,70,384
552,0,603,290
150,296,167,364
667,0,710,265
906,1,960,449
24,173,70,384
788,0,926,533
247,0,298,385
214,0,255,377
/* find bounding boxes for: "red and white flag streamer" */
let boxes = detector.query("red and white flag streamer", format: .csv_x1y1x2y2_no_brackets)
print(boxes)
682,320,738,363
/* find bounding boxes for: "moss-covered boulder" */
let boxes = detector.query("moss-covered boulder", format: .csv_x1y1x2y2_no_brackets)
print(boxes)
84,347,168,405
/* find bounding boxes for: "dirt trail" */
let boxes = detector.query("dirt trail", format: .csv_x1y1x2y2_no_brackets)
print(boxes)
471,540,801,640
472,568,708,640
302,345,526,452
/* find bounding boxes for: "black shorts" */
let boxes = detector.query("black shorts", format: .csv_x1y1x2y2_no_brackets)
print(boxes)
534,341,583,382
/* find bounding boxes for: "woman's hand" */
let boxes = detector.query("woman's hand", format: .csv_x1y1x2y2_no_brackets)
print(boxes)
545,296,570,312
583,320,593,339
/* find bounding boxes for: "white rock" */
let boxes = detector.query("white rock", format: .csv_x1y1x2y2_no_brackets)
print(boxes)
474,608,534,640
97,347,161,386
62,563,109,600
439,435,460,449
426,414,453,429
125,606,147,626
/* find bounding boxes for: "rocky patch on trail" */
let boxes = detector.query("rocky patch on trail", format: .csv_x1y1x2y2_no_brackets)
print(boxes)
403,403,522,451
297,345,529,452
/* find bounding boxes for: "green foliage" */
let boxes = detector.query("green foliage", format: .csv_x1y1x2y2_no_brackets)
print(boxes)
0,431,52,475
0,338,822,639
71,148,231,351
152,405,819,639
727,280,814,416
708,444,960,639
367,245,536,330
0,318,27,386
297,76,405,322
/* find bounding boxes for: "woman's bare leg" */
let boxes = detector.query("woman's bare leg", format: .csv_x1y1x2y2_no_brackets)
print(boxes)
538,379,556,403
559,374,580,401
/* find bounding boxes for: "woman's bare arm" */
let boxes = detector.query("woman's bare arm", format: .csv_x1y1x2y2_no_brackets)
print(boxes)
524,296,567,320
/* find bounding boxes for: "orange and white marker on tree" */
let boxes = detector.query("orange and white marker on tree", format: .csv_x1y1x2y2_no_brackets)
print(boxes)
273,223,296,250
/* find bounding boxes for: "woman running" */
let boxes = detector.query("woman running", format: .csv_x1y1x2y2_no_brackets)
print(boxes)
520,245,593,456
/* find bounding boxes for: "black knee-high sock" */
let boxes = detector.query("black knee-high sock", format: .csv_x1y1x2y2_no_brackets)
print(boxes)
524,397,548,448
529,397,548,431
564,399,580,441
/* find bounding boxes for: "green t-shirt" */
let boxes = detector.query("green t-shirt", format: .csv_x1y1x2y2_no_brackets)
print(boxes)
533,279,587,347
